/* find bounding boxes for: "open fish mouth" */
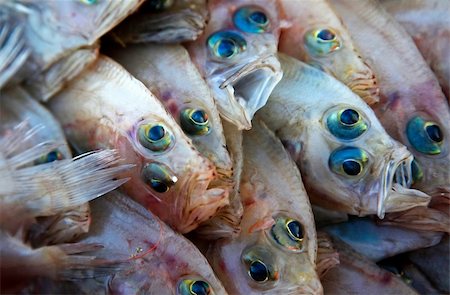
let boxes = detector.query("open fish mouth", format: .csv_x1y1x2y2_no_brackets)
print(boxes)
377,147,431,218
219,55,282,130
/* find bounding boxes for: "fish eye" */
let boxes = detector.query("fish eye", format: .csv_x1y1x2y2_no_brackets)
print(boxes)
79,0,98,5
304,28,341,56
269,216,304,252
329,147,369,177
143,0,173,11
406,116,443,155
34,149,65,165
242,246,278,283
180,108,211,136
327,108,368,140
178,278,213,295
138,123,173,152
233,6,270,33
142,162,177,193
207,31,247,59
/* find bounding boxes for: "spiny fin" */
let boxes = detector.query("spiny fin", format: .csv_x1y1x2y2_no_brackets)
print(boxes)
316,231,340,278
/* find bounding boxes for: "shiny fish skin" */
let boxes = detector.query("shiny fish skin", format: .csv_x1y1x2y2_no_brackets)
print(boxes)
112,0,208,44
278,0,379,105
206,119,322,295
381,0,450,100
49,55,229,234
186,0,282,130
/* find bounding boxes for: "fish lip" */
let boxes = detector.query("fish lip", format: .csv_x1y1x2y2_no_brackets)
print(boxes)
377,147,431,218
218,55,282,130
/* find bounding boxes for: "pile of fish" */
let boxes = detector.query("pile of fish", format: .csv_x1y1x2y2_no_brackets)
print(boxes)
1,0,449,294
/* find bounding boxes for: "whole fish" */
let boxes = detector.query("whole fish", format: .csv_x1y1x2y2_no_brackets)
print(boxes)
1,0,143,98
112,0,208,43
206,119,322,294
258,53,430,217
278,0,379,105
381,0,450,100
329,0,450,230
108,43,241,238
42,191,228,295
186,0,282,130
49,55,229,234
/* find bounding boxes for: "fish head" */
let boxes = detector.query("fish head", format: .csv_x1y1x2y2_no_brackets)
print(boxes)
186,0,282,130
207,200,322,295
112,0,208,43
118,116,229,234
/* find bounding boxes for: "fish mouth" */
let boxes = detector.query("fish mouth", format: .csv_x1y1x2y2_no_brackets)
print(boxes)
113,9,206,43
219,55,282,130
377,147,431,218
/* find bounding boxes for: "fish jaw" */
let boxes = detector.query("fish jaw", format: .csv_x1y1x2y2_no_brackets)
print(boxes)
212,55,282,130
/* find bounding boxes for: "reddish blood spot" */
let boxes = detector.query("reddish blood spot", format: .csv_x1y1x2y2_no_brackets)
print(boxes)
380,273,392,284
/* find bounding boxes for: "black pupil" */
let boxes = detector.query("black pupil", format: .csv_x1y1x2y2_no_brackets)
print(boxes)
425,124,443,142
340,109,360,125
287,220,303,240
144,0,169,11
190,281,210,295
249,260,268,282
148,125,165,141
46,151,60,162
150,179,168,193
191,110,208,124
342,160,361,176
249,11,267,25
217,39,236,57
317,29,335,41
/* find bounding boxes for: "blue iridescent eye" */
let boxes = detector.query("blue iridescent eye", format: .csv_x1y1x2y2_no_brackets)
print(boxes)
406,116,443,155
304,28,341,56
207,31,247,59
79,0,98,5
242,246,278,283
329,147,369,177
142,163,177,193
327,108,368,140
138,123,173,152
180,108,210,136
34,149,65,165
178,279,212,295
233,6,269,33
270,216,304,252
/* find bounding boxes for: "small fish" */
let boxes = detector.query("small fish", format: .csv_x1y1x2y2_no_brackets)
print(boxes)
186,0,282,130
278,0,379,105
108,43,241,238
381,0,450,100
321,238,418,295
49,55,229,234
329,0,450,228
258,53,430,217
1,0,143,98
46,191,228,295
112,0,208,43
323,217,443,261
206,119,322,294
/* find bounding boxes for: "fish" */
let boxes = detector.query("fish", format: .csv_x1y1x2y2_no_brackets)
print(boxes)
321,238,418,295
39,191,228,295
257,53,430,218
1,0,143,98
323,217,443,261
185,0,283,130
107,43,241,238
278,0,379,105
206,119,322,295
381,0,450,100
329,0,450,229
111,0,208,44
48,55,229,234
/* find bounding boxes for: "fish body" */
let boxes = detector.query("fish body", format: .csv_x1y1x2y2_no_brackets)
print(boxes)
49,55,229,234
186,0,282,129
206,120,322,294
381,0,450,100
329,0,450,202
278,0,379,105
258,53,430,217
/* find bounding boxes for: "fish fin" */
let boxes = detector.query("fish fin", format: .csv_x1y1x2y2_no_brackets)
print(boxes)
193,203,243,239
5,149,133,217
0,11,30,88
24,45,99,101
316,232,340,278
